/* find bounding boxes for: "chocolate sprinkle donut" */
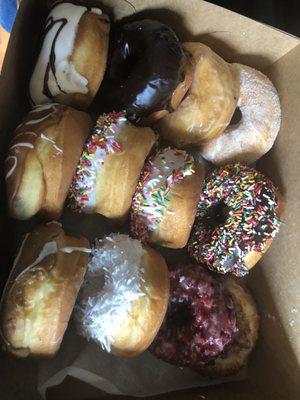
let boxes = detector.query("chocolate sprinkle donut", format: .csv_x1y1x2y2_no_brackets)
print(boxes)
188,164,282,277
100,19,186,122
150,264,237,369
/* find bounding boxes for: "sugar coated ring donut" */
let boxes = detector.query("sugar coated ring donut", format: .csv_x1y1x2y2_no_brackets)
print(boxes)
101,19,187,122
200,64,281,165
188,164,282,277
155,42,239,147
150,264,238,370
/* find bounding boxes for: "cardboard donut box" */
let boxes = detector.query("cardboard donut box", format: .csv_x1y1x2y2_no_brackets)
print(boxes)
0,0,299,399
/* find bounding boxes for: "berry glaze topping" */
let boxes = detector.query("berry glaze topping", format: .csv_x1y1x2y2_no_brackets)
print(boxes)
150,264,237,368
68,112,125,212
189,163,281,277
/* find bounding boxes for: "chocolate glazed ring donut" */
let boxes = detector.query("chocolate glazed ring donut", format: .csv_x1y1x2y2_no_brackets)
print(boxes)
101,19,192,124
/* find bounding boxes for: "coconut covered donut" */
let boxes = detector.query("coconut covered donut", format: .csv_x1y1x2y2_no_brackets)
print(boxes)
188,164,283,277
68,112,155,223
150,263,259,377
200,64,281,165
75,234,169,357
155,42,239,147
130,147,205,249
29,2,110,109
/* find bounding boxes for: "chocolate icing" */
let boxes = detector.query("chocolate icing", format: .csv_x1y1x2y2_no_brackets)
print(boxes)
100,19,185,123
43,17,68,99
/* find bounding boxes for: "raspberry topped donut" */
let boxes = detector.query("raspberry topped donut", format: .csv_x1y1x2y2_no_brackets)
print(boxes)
189,164,282,277
150,263,259,376
101,19,193,124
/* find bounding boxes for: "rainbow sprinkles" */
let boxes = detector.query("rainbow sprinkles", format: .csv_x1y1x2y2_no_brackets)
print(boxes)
130,147,195,243
68,112,125,212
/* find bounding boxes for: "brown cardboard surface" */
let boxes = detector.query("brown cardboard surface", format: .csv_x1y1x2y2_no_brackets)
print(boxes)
0,1,299,399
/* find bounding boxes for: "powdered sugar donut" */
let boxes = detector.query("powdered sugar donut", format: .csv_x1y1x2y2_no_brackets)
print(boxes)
74,234,169,357
200,64,281,165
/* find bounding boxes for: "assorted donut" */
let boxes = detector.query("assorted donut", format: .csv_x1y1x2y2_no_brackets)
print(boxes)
1,0,285,384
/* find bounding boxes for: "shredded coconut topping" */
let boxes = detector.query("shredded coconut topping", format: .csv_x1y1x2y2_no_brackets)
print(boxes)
74,234,145,351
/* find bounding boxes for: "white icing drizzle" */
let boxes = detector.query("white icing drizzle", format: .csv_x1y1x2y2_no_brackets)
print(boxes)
46,220,62,226
23,114,54,126
14,132,37,139
29,3,102,105
75,234,145,351
15,241,58,282
10,142,34,150
30,103,60,113
5,156,17,179
41,133,63,154
60,246,91,254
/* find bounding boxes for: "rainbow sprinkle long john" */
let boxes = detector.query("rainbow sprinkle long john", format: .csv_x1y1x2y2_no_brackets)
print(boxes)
130,147,195,243
188,163,282,277
68,112,125,212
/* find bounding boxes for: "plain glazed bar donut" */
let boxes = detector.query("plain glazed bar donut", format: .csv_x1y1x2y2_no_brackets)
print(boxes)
0,222,90,357
75,234,169,357
29,2,110,110
200,63,281,165
188,164,283,277
150,263,259,377
68,112,156,223
130,147,205,248
155,42,239,147
100,19,193,124
5,103,91,220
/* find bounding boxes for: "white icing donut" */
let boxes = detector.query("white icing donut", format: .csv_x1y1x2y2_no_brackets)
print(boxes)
29,3,102,105
200,63,281,165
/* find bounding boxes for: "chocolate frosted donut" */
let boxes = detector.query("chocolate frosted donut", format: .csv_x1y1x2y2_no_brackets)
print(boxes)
101,19,188,123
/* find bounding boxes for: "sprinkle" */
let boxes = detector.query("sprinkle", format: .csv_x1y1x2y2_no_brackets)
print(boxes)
68,112,125,211
130,147,195,242
188,163,282,277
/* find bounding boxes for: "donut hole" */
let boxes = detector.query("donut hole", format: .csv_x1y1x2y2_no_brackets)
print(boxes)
203,202,229,230
228,107,242,127
167,301,193,329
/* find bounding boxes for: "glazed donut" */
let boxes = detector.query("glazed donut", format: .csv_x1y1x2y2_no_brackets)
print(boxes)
155,42,239,147
150,263,259,377
200,64,281,165
68,112,156,223
75,234,169,357
188,164,283,277
130,147,205,249
29,2,110,110
0,221,90,357
5,103,91,221
100,19,193,124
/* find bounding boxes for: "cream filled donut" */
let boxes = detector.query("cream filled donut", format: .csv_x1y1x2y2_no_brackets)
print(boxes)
0,222,90,357
29,2,110,109
5,103,91,220
68,112,156,223
155,43,239,147
130,147,205,248
75,234,169,357
200,64,281,165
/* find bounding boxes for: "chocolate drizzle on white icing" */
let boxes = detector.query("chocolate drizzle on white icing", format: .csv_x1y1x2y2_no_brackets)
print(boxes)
29,3,102,105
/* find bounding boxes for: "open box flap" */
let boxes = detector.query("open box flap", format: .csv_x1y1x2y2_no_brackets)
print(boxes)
0,1,299,399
